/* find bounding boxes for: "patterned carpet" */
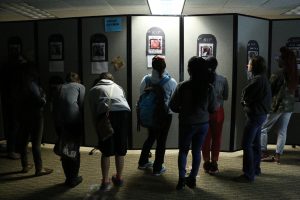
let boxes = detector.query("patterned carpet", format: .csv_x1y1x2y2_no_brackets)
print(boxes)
0,144,299,200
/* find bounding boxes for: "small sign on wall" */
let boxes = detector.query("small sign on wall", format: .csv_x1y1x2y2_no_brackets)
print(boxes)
105,17,122,32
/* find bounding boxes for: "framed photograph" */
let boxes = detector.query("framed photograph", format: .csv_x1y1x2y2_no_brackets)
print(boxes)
148,35,163,54
146,27,165,56
199,43,213,58
8,36,22,58
90,34,108,62
49,42,63,60
8,44,21,57
286,37,300,69
197,34,217,58
48,34,64,61
150,38,161,49
91,42,105,61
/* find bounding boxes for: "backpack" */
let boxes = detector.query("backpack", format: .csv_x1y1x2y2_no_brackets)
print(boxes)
137,75,171,130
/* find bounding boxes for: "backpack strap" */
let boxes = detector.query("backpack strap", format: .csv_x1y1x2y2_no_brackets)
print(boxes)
144,75,152,87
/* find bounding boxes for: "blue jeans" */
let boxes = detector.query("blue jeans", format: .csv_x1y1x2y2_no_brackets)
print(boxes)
178,122,209,178
261,112,292,155
138,114,172,172
19,112,44,171
242,114,267,181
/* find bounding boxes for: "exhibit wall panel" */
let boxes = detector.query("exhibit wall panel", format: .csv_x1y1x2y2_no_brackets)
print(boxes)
82,16,128,147
131,16,180,148
0,22,35,62
184,15,234,151
271,20,300,145
235,15,269,150
37,19,79,143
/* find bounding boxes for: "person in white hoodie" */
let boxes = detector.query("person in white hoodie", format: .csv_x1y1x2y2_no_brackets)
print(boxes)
89,72,131,191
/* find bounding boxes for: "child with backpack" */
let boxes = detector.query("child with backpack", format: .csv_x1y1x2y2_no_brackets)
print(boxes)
137,55,177,176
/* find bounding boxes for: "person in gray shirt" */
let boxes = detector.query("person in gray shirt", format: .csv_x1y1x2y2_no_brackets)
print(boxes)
54,72,85,187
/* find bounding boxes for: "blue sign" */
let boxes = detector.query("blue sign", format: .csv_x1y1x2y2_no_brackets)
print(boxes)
105,17,122,32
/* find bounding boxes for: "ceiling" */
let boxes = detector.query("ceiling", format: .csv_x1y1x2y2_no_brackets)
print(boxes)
0,0,300,22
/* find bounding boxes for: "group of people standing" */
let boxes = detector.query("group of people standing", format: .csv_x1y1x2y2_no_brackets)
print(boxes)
136,47,297,189
0,46,296,191
239,46,297,183
137,55,228,190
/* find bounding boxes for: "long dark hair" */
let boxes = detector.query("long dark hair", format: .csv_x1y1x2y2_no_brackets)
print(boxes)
188,56,210,104
250,56,267,75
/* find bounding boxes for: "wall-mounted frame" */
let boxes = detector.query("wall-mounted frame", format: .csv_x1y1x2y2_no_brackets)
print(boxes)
247,40,259,64
146,27,165,68
90,34,108,62
48,34,64,61
8,36,22,58
286,37,300,69
197,34,217,58
146,27,165,56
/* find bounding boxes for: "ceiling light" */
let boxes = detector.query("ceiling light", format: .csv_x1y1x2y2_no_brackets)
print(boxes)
0,2,56,19
148,0,185,15
283,6,300,15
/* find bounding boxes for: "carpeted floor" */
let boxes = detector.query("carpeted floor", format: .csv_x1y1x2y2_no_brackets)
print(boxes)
0,144,299,200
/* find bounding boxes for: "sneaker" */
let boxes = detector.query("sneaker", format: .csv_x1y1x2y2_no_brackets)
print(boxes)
261,151,270,161
100,182,113,192
35,168,53,176
65,176,83,188
138,161,153,170
209,161,219,175
153,166,166,176
21,164,33,173
112,175,124,187
272,153,280,164
185,176,196,189
203,161,211,173
7,152,20,160
176,178,185,190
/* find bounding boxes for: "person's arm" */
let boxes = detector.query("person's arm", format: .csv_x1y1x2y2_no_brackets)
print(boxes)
241,78,263,106
223,78,229,101
139,75,148,95
169,84,180,113
208,85,217,113
30,81,46,107
78,84,85,108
